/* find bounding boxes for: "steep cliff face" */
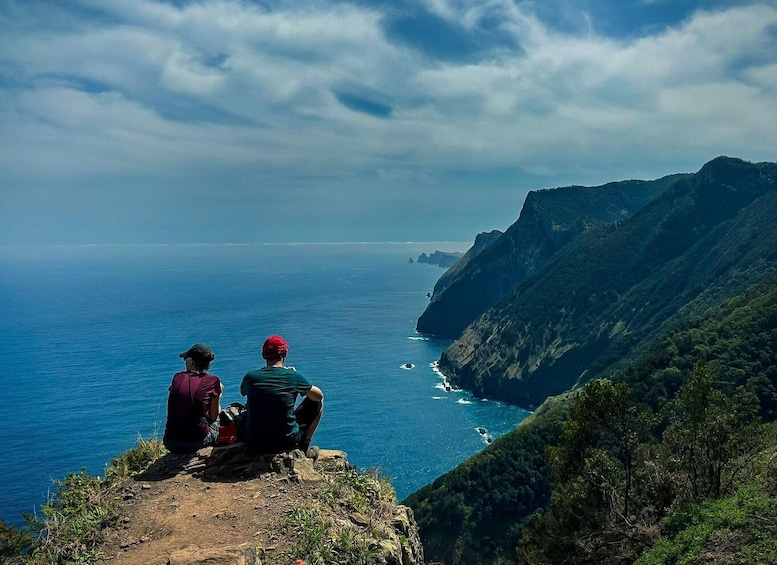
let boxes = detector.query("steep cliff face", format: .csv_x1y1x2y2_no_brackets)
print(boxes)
429,230,503,295
439,157,777,407
93,446,424,565
416,175,684,338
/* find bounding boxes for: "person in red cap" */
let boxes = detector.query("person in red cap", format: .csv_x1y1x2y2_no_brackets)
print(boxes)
240,335,323,455
163,343,224,453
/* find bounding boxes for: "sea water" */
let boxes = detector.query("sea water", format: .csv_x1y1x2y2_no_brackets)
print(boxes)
0,243,529,524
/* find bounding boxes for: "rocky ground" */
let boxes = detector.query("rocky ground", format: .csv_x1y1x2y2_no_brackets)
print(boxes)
93,444,423,565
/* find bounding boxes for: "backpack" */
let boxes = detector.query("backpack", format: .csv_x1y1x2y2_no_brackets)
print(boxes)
217,402,247,444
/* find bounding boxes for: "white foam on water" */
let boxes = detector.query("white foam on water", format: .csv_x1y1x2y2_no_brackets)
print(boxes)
457,398,473,405
400,363,414,370
431,396,445,400
407,336,429,341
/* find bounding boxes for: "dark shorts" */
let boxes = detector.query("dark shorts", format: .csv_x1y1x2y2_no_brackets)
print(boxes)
247,397,322,453
294,397,322,442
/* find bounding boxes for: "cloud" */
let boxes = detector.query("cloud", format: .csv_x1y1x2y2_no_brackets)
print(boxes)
1,0,776,243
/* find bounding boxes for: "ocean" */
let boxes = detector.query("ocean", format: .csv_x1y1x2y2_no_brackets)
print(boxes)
0,243,529,524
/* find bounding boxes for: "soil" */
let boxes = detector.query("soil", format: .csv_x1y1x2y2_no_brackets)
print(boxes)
94,451,337,565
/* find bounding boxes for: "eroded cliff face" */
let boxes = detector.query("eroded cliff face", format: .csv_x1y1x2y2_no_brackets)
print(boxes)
416,175,683,338
95,446,424,565
438,157,777,407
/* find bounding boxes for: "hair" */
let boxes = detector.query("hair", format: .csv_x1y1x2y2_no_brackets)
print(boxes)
264,352,286,364
191,356,213,372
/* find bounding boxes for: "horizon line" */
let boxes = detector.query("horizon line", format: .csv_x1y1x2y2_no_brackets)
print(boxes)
0,240,472,249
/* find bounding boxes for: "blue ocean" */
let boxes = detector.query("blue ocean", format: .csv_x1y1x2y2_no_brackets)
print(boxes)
0,243,529,524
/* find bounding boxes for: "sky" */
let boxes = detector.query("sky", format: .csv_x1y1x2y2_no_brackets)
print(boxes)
1,0,776,245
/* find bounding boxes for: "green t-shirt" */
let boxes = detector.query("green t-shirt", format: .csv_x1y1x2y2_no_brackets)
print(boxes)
240,366,312,451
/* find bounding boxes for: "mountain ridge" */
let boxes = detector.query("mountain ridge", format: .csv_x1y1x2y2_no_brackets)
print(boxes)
416,172,687,338
406,156,777,564
438,156,777,407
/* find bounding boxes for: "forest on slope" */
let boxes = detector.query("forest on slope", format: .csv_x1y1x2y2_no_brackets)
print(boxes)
406,157,777,564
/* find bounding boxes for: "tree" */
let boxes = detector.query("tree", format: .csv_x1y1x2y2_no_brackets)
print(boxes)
662,363,763,499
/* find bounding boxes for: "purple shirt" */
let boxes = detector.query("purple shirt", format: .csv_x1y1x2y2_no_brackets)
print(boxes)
164,371,222,442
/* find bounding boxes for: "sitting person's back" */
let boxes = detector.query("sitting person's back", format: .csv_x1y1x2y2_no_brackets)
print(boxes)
163,343,223,453
240,335,323,454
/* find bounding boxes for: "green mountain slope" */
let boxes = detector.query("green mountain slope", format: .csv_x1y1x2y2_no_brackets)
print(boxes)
416,174,683,338
406,156,777,564
407,265,777,565
440,157,777,407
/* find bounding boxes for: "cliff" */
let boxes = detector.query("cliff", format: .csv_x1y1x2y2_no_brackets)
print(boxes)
428,230,502,297
438,156,777,407
416,174,686,338
416,251,463,268
105,446,423,565
13,442,424,565
408,159,777,563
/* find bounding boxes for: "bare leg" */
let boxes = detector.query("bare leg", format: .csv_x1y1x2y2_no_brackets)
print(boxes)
295,398,323,449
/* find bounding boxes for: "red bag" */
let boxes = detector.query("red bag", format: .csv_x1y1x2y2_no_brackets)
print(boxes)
217,424,237,445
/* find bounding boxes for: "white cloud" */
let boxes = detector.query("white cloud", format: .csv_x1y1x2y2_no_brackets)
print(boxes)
1,0,776,237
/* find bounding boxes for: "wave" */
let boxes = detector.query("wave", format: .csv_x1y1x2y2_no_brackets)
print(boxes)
430,362,446,380
407,336,429,341
457,398,473,405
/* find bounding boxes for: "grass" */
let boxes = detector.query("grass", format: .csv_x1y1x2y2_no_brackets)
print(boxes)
279,507,380,565
0,436,165,565
317,467,396,515
279,466,398,564
104,436,166,483
635,483,777,565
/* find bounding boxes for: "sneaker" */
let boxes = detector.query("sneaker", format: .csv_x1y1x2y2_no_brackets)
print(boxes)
305,445,320,461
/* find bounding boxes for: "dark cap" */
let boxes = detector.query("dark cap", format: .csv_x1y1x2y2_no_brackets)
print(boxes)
262,335,289,359
179,343,215,362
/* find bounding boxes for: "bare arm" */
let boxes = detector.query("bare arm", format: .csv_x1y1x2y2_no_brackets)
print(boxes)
208,382,224,422
306,385,323,402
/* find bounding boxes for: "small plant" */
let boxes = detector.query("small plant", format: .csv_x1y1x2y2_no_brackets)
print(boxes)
279,507,382,565
280,508,334,564
0,519,34,562
4,437,165,564
104,436,166,483
24,470,117,564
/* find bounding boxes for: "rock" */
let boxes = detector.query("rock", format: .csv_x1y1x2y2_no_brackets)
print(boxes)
167,545,260,565
349,511,370,527
416,251,463,268
289,457,323,484
316,449,350,471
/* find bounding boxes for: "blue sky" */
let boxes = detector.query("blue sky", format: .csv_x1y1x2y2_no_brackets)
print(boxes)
1,0,776,245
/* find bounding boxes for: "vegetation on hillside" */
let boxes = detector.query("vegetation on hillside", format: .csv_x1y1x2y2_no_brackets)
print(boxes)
517,367,777,564
416,173,681,338
0,436,164,564
1,440,413,565
407,172,777,563
440,157,777,407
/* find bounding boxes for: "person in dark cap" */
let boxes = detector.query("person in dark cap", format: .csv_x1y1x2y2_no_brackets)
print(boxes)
163,343,224,453
240,335,323,456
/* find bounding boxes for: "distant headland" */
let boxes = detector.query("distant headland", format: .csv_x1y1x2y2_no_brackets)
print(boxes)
412,250,463,268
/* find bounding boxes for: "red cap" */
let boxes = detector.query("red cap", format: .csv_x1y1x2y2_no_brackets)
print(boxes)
262,335,289,359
